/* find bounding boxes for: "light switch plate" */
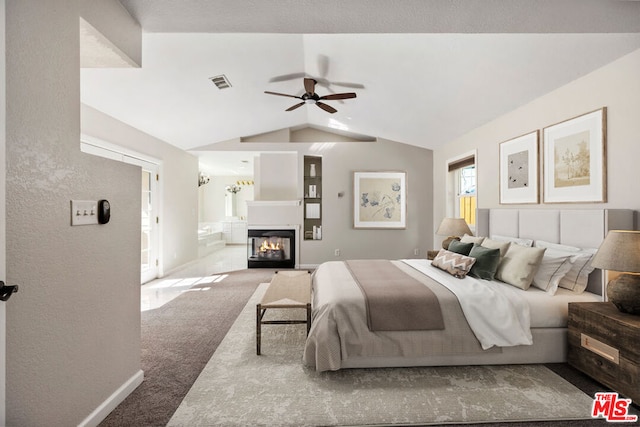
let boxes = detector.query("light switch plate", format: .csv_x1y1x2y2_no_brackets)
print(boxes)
71,200,98,226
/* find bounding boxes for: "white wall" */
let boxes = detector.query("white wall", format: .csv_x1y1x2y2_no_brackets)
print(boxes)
257,152,298,200
201,139,434,265
6,2,141,425
433,48,640,232
81,104,199,275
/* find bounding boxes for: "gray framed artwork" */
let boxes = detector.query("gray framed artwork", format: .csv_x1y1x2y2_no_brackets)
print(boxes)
499,130,539,204
353,171,406,229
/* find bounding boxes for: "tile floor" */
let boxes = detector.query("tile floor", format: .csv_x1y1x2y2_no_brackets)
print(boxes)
141,245,248,311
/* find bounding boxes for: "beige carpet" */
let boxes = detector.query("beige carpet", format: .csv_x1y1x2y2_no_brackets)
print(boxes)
169,283,595,426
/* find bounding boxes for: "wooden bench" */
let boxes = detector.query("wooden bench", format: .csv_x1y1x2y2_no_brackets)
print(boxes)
256,271,311,355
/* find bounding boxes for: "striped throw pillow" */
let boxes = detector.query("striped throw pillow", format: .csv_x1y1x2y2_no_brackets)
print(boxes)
431,249,477,279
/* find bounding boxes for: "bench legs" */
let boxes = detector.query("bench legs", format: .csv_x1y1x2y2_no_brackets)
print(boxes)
256,304,312,355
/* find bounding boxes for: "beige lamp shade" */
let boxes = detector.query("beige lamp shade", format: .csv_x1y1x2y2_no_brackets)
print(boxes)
591,230,640,315
436,218,472,249
591,230,640,273
436,218,472,237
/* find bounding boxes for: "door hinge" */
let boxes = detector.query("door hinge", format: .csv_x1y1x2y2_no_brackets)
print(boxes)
156,216,159,224
156,174,159,181
155,259,159,267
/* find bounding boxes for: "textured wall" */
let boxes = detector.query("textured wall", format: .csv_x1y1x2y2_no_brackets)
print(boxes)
433,48,640,234
6,2,141,425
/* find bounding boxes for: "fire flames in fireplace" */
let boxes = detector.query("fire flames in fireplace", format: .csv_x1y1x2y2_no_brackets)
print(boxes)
258,238,285,260
248,228,295,269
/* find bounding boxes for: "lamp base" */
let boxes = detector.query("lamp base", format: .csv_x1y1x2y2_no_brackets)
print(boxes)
607,274,640,315
442,236,460,250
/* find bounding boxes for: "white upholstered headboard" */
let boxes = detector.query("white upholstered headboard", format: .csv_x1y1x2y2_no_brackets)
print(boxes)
476,209,634,296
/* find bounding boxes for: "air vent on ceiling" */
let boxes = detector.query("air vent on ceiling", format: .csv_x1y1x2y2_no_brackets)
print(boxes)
209,74,231,89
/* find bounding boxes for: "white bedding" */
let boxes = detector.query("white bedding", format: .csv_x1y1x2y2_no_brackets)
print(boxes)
303,259,601,372
403,259,532,349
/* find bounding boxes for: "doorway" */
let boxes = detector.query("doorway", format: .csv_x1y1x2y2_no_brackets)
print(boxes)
80,138,161,284
140,165,159,284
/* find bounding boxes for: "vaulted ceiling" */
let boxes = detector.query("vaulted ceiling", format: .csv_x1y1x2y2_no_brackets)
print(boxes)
80,1,640,159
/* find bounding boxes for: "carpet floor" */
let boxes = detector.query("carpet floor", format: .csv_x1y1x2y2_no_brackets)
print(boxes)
101,269,638,427
99,269,276,427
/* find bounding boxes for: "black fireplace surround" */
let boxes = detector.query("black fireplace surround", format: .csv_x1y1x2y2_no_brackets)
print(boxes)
247,228,296,269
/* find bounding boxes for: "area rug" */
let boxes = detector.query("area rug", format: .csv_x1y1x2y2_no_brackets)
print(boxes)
169,283,595,426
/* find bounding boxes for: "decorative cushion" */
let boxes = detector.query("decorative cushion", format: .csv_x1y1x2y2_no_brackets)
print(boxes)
490,234,534,247
447,240,474,256
481,238,511,257
431,249,476,279
531,252,574,295
496,245,546,290
460,234,485,245
468,245,501,280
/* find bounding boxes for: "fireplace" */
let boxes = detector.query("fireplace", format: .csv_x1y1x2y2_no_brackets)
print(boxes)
247,228,296,269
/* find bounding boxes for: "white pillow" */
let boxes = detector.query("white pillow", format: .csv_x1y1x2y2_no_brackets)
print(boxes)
534,241,597,294
531,252,573,295
534,240,581,253
558,249,597,293
491,234,534,247
495,244,546,290
460,234,485,245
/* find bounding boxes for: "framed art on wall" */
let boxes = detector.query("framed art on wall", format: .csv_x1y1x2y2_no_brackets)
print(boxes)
353,171,406,229
543,107,607,203
499,130,539,204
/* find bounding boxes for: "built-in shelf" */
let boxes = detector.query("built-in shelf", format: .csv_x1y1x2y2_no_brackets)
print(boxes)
303,155,322,240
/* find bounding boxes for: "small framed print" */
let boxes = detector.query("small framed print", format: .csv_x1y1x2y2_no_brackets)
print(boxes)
354,171,406,229
499,131,539,204
543,108,607,203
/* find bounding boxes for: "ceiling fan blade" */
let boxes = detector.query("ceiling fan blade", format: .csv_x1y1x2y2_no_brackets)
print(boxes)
332,82,366,89
268,72,306,83
304,78,316,95
319,92,357,101
316,102,337,114
264,91,302,99
286,102,305,112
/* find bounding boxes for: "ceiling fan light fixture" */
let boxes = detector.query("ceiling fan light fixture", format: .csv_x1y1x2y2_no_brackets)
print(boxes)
305,99,316,104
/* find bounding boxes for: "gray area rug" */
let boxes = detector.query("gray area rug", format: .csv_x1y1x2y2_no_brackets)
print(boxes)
169,283,596,426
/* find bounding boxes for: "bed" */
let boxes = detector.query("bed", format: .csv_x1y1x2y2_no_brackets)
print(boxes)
303,209,634,372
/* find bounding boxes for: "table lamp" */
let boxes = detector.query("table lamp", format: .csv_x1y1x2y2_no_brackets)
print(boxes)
591,230,640,315
436,218,472,249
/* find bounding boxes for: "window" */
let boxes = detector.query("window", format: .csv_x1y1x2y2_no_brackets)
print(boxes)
457,165,476,229
447,153,476,232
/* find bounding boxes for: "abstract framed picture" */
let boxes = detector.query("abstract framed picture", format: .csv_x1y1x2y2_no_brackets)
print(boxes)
353,171,406,229
499,130,539,204
543,108,607,203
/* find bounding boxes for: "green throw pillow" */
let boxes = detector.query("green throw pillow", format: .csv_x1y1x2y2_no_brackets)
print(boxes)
468,244,501,280
447,240,474,256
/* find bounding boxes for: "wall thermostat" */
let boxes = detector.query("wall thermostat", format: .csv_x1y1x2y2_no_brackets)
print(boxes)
98,200,110,224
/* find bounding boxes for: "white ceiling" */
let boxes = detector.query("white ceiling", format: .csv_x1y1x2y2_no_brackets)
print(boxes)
80,1,640,173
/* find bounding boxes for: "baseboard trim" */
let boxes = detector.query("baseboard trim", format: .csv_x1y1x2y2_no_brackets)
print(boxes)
298,263,320,270
78,369,144,427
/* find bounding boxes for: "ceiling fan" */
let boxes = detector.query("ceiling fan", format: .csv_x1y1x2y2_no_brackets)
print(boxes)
264,78,356,114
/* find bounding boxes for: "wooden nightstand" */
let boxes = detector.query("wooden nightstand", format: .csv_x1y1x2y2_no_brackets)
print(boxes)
568,302,640,404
